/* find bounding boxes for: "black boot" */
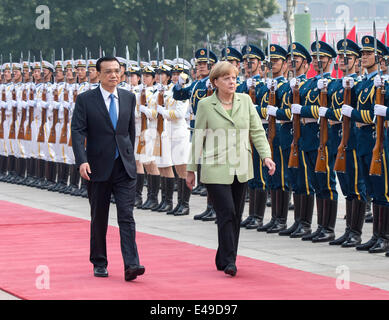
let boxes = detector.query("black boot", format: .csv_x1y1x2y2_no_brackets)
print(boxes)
357,204,379,251
191,164,203,195
302,196,323,241
267,190,289,233
279,193,301,236
175,178,191,216
257,189,277,232
32,159,46,188
312,199,337,243
241,187,255,228
135,173,144,208
201,205,216,221
167,178,182,215
330,199,352,245
153,177,166,211
140,174,153,210
159,177,174,212
369,205,389,254
247,189,267,229
365,196,373,223
341,199,366,247
146,175,160,211
0,155,7,181
290,194,314,238
64,164,80,195
25,158,37,186
193,193,213,220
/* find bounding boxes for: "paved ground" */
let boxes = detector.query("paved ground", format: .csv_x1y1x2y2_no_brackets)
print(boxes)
1,181,389,300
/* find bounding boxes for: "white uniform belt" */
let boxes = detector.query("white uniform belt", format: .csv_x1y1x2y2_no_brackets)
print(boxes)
262,119,268,124
329,120,342,126
356,122,373,128
280,120,292,125
300,118,317,124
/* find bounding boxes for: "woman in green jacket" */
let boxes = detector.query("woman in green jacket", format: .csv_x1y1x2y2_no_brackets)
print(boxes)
186,61,275,276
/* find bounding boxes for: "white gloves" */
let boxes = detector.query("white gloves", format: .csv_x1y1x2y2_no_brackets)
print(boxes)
246,78,254,88
374,75,384,88
206,79,212,89
374,104,388,117
178,73,187,86
341,104,353,118
342,77,355,89
266,79,278,91
267,105,278,117
319,107,328,118
291,103,302,114
317,78,328,90
157,104,166,115
290,78,297,89
139,105,153,119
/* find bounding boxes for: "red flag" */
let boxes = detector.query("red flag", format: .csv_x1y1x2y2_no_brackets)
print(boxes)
380,23,389,45
331,26,357,79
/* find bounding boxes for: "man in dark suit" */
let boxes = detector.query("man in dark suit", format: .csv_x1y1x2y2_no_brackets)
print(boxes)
71,56,144,281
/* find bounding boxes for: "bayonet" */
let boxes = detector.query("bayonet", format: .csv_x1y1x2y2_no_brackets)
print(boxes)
224,31,228,60
343,25,349,76
206,34,211,70
315,29,323,77
27,51,31,79
99,46,102,59
374,21,381,77
52,49,56,78
10,53,14,80
113,46,116,57
125,45,130,77
85,47,89,79
71,49,75,79
289,30,296,78
267,33,273,79
61,48,64,73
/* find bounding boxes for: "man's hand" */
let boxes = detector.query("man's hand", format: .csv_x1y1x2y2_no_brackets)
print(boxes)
80,162,91,181
263,157,276,176
186,171,196,191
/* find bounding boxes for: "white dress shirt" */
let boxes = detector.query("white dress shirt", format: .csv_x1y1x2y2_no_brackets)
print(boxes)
99,85,119,116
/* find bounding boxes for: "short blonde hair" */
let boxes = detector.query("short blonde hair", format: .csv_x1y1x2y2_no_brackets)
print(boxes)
209,61,239,86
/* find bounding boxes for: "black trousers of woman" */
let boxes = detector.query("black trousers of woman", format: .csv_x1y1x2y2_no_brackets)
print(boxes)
206,176,248,270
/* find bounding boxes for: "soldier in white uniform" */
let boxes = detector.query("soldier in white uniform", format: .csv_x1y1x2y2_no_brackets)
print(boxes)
2,62,16,182
136,65,161,210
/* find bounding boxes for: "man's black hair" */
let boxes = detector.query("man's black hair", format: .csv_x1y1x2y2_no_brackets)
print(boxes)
96,56,120,72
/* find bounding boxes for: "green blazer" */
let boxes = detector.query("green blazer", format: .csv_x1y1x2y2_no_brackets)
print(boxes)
187,92,272,184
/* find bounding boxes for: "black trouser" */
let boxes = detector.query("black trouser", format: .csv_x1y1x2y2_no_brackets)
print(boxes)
206,176,248,269
87,156,139,270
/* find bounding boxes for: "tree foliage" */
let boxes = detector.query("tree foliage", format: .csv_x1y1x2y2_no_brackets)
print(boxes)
0,0,278,62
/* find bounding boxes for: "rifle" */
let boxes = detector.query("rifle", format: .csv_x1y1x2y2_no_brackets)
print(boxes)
315,30,329,173
334,26,351,173
137,43,147,154
206,34,213,97
48,85,59,143
67,85,77,147
288,36,301,168
17,85,28,140
153,43,164,157
8,84,17,140
370,21,385,176
24,86,34,141
60,84,69,144
0,87,5,139
266,34,276,159
37,84,47,143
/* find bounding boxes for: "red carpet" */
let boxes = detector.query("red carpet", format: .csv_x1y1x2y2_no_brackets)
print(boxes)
0,200,389,300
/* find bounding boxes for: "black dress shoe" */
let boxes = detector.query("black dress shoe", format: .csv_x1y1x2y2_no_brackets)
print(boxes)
240,216,253,228
94,266,108,278
224,264,237,277
246,217,263,230
202,208,216,221
125,265,146,281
